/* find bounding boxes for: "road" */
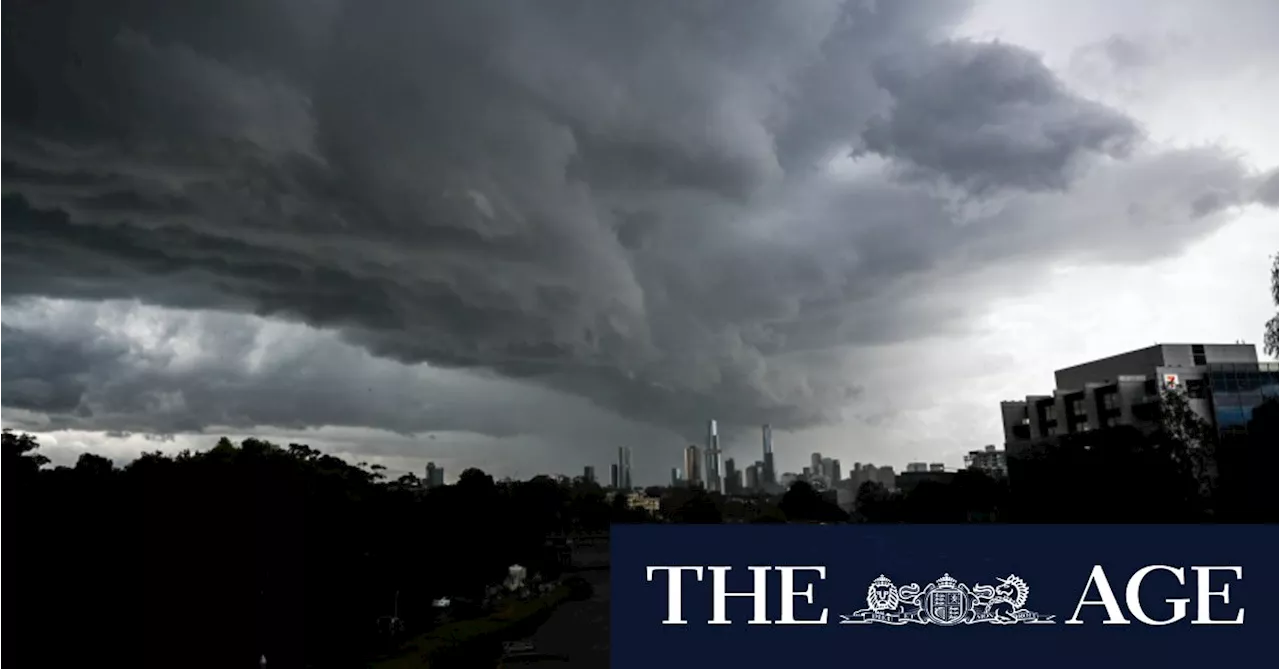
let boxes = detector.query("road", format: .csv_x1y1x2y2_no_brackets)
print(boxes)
508,539,610,667
522,567,610,668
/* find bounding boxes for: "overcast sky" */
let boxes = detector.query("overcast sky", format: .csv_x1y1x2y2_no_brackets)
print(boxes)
3,0,1277,484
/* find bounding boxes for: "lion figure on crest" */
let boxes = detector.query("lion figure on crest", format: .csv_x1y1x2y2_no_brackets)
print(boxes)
866,575,901,612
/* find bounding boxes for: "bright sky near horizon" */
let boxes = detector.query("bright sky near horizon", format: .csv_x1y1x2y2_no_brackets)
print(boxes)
3,0,1276,484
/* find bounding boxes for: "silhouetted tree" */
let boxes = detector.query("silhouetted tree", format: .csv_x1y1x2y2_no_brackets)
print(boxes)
779,481,847,522
1265,254,1278,358
2,434,628,669
663,488,723,523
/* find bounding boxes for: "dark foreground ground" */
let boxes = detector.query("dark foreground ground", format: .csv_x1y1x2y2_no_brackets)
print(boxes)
520,545,610,667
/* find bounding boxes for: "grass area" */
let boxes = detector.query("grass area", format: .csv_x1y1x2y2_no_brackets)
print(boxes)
371,585,573,669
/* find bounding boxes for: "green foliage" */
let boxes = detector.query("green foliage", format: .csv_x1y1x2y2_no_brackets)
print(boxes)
375,586,573,669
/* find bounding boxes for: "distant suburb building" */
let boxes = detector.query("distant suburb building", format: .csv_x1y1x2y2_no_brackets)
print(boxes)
965,445,1007,478
1000,343,1278,457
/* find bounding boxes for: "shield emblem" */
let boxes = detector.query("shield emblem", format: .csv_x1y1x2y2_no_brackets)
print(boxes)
927,589,967,625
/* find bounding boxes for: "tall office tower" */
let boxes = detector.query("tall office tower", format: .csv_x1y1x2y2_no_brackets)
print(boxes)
684,445,702,487
610,463,620,488
761,425,776,486
583,465,596,484
744,464,760,491
811,452,824,479
830,459,842,484
671,467,683,487
705,419,723,493
724,458,738,494
618,446,633,490
425,462,444,488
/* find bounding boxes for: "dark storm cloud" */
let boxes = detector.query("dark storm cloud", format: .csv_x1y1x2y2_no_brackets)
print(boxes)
860,39,1141,194
3,0,1275,437
0,299,678,452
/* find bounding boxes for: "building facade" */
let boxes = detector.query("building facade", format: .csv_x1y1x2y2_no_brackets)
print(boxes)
761,424,777,489
964,445,1008,478
1001,344,1278,451
617,446,633,490
684,445,702,488
704,420,723,493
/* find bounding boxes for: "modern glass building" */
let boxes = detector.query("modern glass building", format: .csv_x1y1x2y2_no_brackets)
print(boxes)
1001,343,1278,448
1206,361,1280,434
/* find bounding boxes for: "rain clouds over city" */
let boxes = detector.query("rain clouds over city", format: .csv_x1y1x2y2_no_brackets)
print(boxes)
3,0,1277,482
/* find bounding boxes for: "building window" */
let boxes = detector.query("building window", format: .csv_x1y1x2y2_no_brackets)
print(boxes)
1102,392,1119,410
1071,398,1085,416
1185,379,1206,399
1192,344,1207,366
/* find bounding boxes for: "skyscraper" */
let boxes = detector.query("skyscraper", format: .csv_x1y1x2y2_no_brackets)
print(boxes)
425,462,445,488
744,464,760,491
583,465,596,484
618,446,633,490
671,467,683,487
705,419,722,493
830,459,842,484
610,463,620,488
724,458,738,494
811,452,823,479
684,445,702,487
761,424,776,487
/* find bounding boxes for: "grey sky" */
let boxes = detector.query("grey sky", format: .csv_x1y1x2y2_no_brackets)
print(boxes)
3,0,1276,483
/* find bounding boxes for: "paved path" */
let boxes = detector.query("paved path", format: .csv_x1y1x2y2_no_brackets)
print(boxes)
523,568,610,667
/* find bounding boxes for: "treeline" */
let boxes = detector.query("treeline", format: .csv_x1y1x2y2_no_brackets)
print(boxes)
855,397,1278,524
3,434,645,669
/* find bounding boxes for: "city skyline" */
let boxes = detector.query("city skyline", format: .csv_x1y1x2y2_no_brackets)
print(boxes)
3,0,1276,486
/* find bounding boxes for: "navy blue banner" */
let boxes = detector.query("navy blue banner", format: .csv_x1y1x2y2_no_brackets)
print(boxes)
611,525,1277,669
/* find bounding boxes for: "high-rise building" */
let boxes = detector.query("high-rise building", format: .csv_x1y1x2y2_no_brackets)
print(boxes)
810,452,823,479
744,464,760,491
425,462,445,487
671,467,683,487
905,462,927,473
724,458,738,494
830,459,842,484
610,463,620,489
705,420,723,493
684,445,702,487
583,466,596,484
617,446,633,490
761,424,776,487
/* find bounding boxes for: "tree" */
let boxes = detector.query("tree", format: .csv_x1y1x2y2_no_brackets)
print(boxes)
3,429,49,476
779,481,847,522
663,488,723,523
74,452,116,476
1265,255,1278,358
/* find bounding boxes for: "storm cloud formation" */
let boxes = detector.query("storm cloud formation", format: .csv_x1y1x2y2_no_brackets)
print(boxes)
3,0,1276,441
